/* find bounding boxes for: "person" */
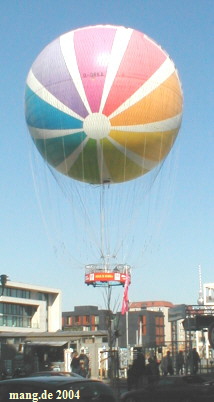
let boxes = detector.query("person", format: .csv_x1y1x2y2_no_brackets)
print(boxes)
146,355,160,383
176,351,185,375
161,351,173,376
192,348,200,374
78,348,89,378
187,348,201,374
70,351,80,374
127,352,146,389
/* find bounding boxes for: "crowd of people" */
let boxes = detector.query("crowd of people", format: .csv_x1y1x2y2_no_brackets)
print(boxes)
70,346,201,387
127,348,201,390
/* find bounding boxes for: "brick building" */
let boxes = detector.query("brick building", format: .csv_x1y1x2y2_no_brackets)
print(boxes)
62,305,109,332
116,309,165,348
62,304,166,350
129,300,174,346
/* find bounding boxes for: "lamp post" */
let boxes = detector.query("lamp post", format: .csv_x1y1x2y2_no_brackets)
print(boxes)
0,274,8,295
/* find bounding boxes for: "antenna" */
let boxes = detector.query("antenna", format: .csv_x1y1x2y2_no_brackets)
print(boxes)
197,264,204,305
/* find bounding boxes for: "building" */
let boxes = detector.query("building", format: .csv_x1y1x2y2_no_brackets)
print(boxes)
129,300,174,347
168,284,214,359
0,330,108,377
0,283,108,377
204,283,214,305
62,305,109,332
62,303,167,351
168,302,214,373
116,309,165,349
0,279,62,333
196,283,214,357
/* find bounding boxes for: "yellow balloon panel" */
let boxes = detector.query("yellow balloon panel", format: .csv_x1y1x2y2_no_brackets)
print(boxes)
109,128,179,162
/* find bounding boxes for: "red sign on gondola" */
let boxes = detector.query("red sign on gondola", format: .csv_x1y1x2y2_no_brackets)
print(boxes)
85,272,130,286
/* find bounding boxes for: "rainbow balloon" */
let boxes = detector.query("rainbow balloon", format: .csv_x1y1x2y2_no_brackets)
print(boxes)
25,25,183,184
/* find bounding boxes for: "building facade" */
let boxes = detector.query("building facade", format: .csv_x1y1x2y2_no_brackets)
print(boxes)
0,330,108,377
62,305,109,332
196,283,214,358
116,309,165,349
0,280,62,333
129,300,174,347
62,304,165,352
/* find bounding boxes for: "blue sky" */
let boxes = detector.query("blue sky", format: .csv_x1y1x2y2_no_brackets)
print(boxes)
1,0,213,310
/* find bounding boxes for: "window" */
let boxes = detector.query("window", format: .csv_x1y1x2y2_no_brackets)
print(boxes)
155,316,164,326
139,315,147,335
37,292,48,301
66,316,72,325
74,315,80,324
0,303,36,328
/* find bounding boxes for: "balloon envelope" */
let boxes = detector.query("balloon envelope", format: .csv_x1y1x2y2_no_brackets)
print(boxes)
25,25,183,184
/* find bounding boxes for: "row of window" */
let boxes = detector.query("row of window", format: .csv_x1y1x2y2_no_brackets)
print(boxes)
0,286,30,299
0,287,49,302
74,315,90,324
64,315,100,326
0,303,35,316
0,315,32,328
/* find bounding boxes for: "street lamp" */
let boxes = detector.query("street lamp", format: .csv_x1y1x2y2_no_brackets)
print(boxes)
0,274,8,295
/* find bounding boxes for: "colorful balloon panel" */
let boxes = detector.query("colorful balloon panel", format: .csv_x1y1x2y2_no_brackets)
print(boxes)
25,25,183,184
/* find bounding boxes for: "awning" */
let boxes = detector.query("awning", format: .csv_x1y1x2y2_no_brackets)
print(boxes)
25,341,68,347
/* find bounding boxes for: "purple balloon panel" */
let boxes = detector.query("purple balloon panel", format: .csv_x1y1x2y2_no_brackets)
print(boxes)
31,38,88,118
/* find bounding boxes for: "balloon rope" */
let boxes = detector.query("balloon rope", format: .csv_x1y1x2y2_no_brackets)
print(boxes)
100,184,105,263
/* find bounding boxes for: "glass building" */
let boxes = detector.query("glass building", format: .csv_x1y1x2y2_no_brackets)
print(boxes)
0,280,61,332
